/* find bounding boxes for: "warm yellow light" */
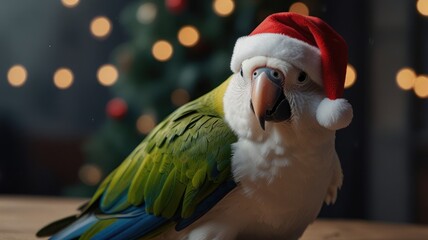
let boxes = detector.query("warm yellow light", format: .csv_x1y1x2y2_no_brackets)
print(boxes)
344,64,357,88
178,26,200,47
97,64,119,86
152,40,173,61
136,114,156,134
54,68,74,89
289,2,310,16
414,75,428,98
78,164,102,186
137,2,157,24
7,65,27,87
61,0,79,8
90,16,112,39
417,0,428,16
213,0,235,17
396,67,416,90
171,88,190,106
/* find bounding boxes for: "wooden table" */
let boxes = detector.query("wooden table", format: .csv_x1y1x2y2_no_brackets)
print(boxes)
1,196,428,240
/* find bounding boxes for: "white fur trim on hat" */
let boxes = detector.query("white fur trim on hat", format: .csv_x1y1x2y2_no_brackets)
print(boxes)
231,33,323,86
316,98,353,130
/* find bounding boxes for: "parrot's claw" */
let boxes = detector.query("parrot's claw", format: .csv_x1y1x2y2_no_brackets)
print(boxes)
324,161,343,205
324,186,338,205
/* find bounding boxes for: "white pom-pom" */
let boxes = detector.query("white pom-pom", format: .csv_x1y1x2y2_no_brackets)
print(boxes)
316,98,353,130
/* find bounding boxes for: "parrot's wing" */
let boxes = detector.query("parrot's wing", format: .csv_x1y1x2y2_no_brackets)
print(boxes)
37,89,237,239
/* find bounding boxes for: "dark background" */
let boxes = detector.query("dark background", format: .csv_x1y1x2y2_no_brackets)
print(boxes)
1,0,428,224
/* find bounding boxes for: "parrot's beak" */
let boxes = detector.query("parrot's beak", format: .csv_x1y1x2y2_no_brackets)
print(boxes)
250,69,292,130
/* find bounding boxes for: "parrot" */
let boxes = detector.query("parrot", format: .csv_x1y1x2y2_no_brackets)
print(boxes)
37,12,353,240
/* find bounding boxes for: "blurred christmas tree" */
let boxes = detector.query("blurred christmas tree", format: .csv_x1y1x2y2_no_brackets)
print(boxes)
68,0,315,196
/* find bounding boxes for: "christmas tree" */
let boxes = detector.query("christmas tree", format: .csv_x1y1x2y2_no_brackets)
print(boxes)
68,0,317,196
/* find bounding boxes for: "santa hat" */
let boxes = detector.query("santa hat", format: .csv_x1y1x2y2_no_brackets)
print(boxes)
230,12,353,130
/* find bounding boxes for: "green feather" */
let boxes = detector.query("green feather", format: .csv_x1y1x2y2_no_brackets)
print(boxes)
79,218,117,240
192,168,206,188
154,168,186,218
48,77,238,238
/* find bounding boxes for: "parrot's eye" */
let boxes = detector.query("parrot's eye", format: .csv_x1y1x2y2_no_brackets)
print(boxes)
298,71,307,83
271,70,282,80
240,68,243,77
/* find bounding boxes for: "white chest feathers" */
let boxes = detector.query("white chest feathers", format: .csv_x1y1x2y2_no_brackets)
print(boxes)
231,136,289,184
230,135,338,231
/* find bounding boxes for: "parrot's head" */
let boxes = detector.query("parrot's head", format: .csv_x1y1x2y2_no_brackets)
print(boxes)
223,56,326,142
223,13,353,143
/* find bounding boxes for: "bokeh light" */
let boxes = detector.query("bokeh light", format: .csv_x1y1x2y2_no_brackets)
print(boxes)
97,64,119,86
178,25,200,47
152,40,173,61
396,67,416,90
344,64,357,88
213,0,235,17
90,16,112,39
171,88,190,106
417,0,428,16
136,114,156,134
61,0,80,8
7,65,27,87
414,75,428,98
53,68,74,89
137,2,157,24
78,164,102,186
106,98,128,119
289,2,310,16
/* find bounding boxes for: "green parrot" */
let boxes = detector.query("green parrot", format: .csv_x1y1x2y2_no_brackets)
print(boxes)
37,13,353,240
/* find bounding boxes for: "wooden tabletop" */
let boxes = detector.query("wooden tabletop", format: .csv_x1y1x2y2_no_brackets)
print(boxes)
1,195,428,240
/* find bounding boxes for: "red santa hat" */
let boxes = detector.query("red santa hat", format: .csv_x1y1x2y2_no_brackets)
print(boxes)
230,12,353,130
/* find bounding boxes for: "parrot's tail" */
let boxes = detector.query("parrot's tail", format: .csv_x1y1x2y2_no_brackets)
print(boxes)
37,213,98,240
36,205,171,240
36,215,79,238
